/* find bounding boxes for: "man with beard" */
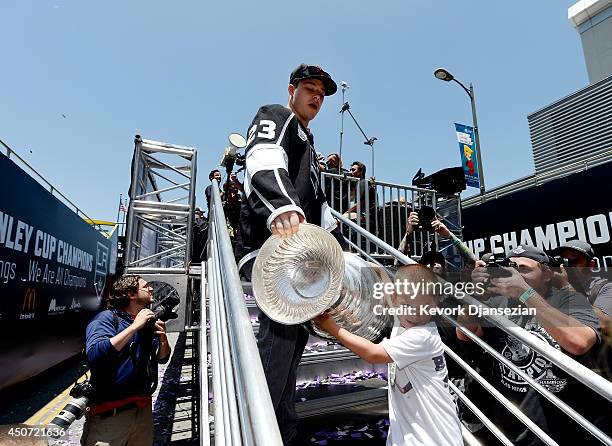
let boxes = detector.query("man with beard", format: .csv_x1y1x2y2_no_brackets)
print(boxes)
81,275,171,445
459,245,603,444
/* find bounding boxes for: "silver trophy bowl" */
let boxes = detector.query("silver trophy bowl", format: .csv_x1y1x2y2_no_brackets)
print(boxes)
252,223,393,341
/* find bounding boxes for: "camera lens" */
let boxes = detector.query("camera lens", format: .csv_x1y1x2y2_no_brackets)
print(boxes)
49,396,89,433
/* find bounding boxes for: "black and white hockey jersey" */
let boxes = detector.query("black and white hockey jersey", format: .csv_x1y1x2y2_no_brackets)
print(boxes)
239,104,337,252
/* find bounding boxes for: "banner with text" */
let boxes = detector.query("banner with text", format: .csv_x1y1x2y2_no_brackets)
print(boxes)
0,153,112,323
462,161,612,270
455,123,480,189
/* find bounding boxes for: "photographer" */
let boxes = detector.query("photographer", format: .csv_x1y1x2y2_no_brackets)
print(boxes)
552,240,612,330
458,246,603,444
397,212,476,265
552,240,611,381
81,275,171,446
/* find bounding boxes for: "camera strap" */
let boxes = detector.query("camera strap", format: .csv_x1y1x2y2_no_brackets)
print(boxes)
130,326,158,395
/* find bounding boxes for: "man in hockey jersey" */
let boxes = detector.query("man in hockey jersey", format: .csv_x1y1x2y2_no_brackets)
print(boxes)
238,63,339,444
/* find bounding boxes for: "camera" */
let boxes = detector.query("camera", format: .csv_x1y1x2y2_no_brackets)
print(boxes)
48,381,96,435
417,205,436,231
235,153,246,167
548,255,569,268
486,251,518,279
150,293,181,324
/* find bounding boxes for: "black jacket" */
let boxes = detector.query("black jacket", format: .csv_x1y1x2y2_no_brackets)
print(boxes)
239,104,338,252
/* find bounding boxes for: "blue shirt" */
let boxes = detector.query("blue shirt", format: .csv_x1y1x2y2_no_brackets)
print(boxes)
85,309,159,402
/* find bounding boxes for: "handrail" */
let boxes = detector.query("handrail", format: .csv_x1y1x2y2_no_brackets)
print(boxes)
331,209,612,442
461,294,612,403
199,270,211,443
448,315,611,444
444,345,558,445
210,227,241,443
0,138,96,222
330,208,414,265
323,173,461,266
322,171,438,194
207,256,226,444
332,208,612,402
206,180,283,445
448,381,513,446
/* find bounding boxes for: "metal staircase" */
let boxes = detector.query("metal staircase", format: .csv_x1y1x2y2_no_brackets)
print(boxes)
122,136,612,445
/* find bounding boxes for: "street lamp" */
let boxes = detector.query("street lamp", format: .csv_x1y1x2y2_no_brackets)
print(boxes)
434,68,485,194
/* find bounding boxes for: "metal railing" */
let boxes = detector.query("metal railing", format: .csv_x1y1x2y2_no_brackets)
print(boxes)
448,315,611,444
321,172,463,269
199,269,211,443
205,180,283,445
331,209,612,445
1,137,95,222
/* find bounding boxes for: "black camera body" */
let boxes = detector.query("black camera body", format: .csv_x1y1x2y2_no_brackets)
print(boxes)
417,205,436,231
70,381,96,399
486,253,518,279
235,153,246,166
548,255,569,268
146,294,181,329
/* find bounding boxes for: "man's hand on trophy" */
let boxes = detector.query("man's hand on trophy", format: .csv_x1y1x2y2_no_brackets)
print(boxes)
271,211,305,237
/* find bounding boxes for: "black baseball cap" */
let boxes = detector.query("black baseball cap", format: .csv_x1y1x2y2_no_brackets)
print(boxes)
506,245,550,264
553,240,595,260
290,64,337,96
481,252,494,262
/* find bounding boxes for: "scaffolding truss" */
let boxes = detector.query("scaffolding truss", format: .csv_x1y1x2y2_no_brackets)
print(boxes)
124,135,197,274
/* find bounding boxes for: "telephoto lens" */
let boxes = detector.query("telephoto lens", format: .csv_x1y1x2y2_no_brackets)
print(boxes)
47,381,94,437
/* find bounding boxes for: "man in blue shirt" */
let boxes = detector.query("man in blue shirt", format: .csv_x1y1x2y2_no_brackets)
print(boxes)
81,275,171,446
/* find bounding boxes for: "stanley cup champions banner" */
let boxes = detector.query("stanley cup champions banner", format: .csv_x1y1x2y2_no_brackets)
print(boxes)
455,123,480,189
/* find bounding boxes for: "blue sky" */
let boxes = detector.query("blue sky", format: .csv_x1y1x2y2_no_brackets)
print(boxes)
1,0,585,220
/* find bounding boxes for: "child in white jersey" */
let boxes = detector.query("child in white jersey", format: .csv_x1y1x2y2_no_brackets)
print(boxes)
315,264,462,446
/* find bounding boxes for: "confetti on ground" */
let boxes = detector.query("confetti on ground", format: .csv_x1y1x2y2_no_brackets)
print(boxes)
296,370,387,389
305,417,390,444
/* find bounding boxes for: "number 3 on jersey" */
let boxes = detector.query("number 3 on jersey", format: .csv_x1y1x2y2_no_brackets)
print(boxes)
247,120,277,146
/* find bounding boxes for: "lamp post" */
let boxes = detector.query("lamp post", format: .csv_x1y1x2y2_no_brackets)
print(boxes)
434,68,485,194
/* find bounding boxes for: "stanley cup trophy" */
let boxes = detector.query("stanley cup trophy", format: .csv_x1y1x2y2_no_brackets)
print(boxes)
252,223,393,342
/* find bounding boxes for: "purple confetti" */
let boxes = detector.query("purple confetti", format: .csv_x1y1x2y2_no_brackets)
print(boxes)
305,417,390,444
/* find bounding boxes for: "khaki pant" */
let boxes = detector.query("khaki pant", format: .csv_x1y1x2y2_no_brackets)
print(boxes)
81,404,153,446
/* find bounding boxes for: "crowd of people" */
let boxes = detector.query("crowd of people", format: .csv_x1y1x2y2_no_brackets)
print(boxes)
80,62,611,446
453,242,610,444
208,62,610,445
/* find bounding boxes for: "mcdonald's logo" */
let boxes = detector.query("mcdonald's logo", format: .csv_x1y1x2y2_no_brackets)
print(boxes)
22,288,37,312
